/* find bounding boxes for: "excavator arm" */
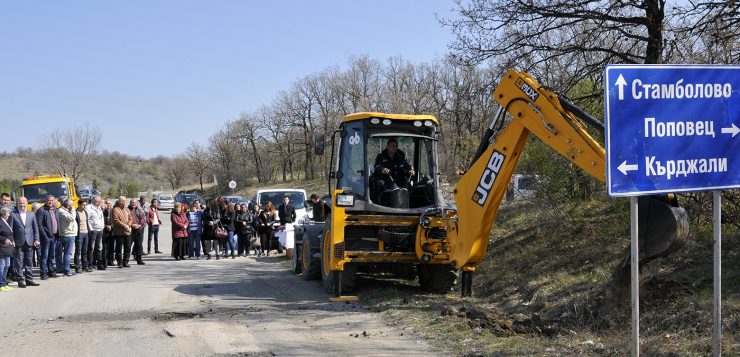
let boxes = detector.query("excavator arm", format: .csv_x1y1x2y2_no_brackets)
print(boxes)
440,69,688,296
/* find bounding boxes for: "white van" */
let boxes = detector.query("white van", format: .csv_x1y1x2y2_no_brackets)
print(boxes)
253,189,308,224
506,174,539,201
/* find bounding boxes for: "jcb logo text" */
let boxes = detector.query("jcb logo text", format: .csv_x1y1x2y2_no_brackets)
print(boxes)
472,150,506,206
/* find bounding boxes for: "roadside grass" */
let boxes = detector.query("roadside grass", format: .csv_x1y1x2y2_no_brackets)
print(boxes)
355,198,739,356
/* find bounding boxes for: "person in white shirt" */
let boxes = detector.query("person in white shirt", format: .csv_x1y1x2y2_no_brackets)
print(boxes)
86,196,106,270
147,199,162,254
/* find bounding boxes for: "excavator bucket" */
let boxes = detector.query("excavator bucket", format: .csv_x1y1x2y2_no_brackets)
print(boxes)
604,195,690,307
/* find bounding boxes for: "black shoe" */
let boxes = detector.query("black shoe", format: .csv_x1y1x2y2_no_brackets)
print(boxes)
17,282,27,288
40,275,49,280
50,273,59,278
155,251,163,254
85,268,93,272
206,254,211,260
97,266,105,270
75,268,80,274
137,260,145,265
232,255,236,259
27,281,39,286
174,257,180,261
118,264,123,268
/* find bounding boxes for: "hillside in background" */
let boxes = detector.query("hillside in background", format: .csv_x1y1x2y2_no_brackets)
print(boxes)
0,150,171,197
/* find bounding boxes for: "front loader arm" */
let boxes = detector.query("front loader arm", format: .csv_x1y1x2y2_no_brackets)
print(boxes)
448,69,606,270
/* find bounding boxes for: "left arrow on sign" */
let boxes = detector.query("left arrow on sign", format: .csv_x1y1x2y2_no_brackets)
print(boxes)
721,123,739,138
618,161,638,175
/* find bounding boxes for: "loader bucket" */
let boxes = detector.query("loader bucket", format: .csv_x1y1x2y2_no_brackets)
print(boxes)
603,195,690,308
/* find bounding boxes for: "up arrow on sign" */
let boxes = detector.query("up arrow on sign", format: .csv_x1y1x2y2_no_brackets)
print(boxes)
615,74,627,100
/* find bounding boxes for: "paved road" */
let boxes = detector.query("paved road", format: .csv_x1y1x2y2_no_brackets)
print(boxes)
0,213,437,356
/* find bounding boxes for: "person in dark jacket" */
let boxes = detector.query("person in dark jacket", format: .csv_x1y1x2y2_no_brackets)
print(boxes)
235,203,254,257
258,203,275,256
220,202,236,259
278,196,296,225
11,197,40,287
371,138,415,203
309,194,329,222
36,195,59,279
201,200,222,260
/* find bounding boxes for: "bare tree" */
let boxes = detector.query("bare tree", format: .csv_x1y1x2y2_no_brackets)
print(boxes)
444,0,738,98
41,126,102,182
208,128,237,188
185,143,210,192
164,156,188,190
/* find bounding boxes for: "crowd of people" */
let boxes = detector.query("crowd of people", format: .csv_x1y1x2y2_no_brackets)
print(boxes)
0,191,308,292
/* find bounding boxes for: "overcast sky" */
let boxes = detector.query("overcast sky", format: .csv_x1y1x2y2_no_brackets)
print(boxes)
0,1,456,158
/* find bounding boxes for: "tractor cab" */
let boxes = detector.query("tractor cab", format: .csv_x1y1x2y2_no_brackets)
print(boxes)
329,112,444,214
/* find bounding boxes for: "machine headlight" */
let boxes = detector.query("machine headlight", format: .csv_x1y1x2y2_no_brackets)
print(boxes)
370,118,380,124
336,194,355,207
413,120,423,127
382,119,392,125
424,120,434,127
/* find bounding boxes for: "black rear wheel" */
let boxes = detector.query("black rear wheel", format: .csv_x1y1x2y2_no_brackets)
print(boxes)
301,236,321,280
418,264,458,294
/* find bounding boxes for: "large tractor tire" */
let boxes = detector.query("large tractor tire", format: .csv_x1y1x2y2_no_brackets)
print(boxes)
418,264,459,294
301,233,321,280
321,230,356,294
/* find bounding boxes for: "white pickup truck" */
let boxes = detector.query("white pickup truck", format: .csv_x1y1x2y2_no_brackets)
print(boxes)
253,189,308,253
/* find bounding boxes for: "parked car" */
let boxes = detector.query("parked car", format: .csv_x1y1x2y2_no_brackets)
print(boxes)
175,193,201,211
253,189,307,221
79,189,92,199
156,194,175,211
223,195,249,207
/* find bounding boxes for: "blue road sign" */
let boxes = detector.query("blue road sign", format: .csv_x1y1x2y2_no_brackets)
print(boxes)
605,65,740,197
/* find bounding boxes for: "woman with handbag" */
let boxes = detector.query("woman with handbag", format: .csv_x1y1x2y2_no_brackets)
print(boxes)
170,203,189,260
220,202,236,259
0,206,17,292
249,204,262,256
235,203,253,257
202,200,224,260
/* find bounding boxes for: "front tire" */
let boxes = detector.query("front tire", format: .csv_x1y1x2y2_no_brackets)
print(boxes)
321,230,356,294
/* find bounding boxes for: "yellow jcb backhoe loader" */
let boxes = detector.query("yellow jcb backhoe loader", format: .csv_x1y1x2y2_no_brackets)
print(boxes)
295,69,688,299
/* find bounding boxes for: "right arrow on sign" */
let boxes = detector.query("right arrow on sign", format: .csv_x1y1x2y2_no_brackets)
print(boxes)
721,123,739,137
618,160,639,175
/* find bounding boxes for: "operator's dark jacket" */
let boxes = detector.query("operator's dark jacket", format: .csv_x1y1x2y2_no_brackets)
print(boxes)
278,204,296,225
373,149,412,184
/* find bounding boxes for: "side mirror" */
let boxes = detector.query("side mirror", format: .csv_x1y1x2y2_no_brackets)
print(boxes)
10,192,17,202
314,134,325,156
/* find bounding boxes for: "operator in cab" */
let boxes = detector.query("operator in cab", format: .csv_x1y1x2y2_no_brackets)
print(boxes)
371,138,415,203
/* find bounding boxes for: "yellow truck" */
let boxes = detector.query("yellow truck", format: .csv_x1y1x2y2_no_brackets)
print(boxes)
21,174,80,210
